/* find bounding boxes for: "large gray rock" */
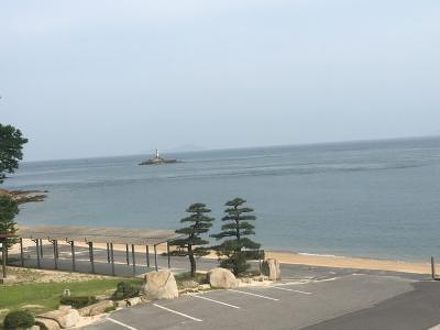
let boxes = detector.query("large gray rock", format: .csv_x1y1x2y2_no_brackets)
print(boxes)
34,318,61,330
262,258,281,280
39,306,80,329
142,270,179,300
207,268,238,289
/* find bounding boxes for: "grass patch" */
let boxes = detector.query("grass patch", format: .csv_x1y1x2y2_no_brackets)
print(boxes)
0,278,143,323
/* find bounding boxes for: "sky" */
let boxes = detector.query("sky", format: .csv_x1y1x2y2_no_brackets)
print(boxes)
1,0,439,161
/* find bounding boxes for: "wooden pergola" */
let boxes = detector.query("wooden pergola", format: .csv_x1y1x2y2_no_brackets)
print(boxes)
15,225,181,276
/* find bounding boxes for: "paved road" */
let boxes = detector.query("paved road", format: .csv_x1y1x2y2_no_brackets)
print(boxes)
7,243,427,281
8,243,220,277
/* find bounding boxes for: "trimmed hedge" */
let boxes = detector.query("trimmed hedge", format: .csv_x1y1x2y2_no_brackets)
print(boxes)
59,296,97,309
4,310,35,329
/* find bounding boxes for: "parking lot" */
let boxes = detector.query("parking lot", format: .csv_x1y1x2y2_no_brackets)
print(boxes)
9,244,440,329
83,272,421,330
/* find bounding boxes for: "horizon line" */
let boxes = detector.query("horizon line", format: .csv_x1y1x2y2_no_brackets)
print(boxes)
21,133,440,164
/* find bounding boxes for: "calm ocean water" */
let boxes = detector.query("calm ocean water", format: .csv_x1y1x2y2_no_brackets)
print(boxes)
4,137,440,262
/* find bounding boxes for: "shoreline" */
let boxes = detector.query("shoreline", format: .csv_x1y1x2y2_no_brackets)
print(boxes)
11,240,432,275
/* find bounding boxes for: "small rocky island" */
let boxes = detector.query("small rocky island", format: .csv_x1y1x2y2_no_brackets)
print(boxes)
139,149,179,166
0,188,47,204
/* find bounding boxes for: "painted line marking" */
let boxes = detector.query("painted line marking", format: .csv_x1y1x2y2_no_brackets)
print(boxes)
153,303,203,322
229,289,279,301
270,286,312,295
269,281,310,286
107,317,139,330
191,294,240,309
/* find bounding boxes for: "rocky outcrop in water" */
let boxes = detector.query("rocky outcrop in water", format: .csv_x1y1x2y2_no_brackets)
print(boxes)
0,188,47,204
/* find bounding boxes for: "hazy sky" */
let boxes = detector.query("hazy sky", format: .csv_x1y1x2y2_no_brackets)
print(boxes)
1,0,439,161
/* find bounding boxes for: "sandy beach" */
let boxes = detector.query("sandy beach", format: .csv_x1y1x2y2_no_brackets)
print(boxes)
265,251,431,275
11,239,432,275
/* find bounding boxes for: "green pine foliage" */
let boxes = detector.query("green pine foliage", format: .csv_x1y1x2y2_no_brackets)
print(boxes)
212,197,260,276
169,203,214,277
0,124,28,184
0,196,19,248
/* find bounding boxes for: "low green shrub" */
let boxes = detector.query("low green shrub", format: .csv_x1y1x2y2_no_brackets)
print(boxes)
59,296,97,309
3,310,35,329
111,281,139,301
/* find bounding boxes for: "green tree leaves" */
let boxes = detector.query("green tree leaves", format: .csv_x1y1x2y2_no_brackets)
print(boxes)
169,202,214,277
212,198,261,276
169,198,262,277
0,124,28,184
0,195,19,247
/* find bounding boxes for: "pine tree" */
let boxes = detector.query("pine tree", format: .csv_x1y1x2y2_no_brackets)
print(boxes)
169,203,214,277
212,197,260,275
0,196,18,249
0,124,28,184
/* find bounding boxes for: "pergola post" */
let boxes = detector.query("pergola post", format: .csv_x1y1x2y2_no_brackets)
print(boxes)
167,242,171,269
1,239,6,279
39,239,43,258
125,244,130,265
145,245,150,268
88,242,95,274
131,244,136,276
106,243,110,263
33,239,41,268
154,244,158,271
110,243,115,276
69,241,76,272
20,238,24,267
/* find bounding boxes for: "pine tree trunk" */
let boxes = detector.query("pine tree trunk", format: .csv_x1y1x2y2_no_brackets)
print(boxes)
188,245,196,277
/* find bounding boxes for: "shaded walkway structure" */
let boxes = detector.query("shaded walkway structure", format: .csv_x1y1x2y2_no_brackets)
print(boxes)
8,225,180,277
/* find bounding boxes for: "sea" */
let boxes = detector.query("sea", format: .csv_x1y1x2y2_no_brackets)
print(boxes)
3,136,440,262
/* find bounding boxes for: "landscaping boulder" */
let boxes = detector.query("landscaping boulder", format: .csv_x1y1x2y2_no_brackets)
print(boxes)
142,270,179,300
39,306,80,329
78,300,114,317
262,258,281,280
35,318,61,330
125,297,142,307
198,284,211,290
207,268,238,289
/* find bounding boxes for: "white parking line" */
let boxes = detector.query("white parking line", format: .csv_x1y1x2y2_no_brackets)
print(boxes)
229,289,279,301
191,294,240,309
270,286,312,295
271,280,311,286
153,303,203,322
107,317,139,330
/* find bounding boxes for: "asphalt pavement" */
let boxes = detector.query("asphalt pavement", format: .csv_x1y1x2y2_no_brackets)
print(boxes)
8,244,440,329
81,272,437,330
